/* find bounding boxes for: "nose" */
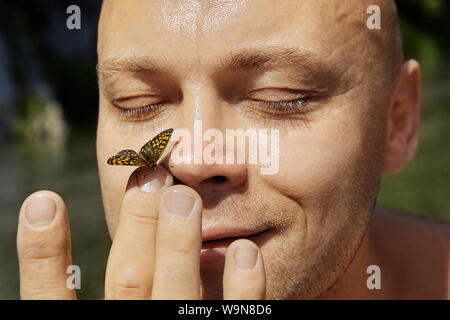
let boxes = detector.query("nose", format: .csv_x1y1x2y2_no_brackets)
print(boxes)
170,160,247,194
166,82,249,207
169,131,248,208
167,128,248,207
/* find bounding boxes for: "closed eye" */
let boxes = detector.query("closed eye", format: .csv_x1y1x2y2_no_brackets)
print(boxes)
247,97,311,114
113,102,167,120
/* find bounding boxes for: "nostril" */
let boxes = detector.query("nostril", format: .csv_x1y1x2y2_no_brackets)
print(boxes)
173,176,183,185
173,175,229,186
211,175,228,183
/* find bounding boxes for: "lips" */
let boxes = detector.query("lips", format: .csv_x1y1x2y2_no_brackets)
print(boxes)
201,223,268,243
200,225,268,269
201,232,265,249
201,223,269,253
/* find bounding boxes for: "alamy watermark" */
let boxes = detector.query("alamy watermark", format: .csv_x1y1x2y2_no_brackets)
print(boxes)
66,264,81,290
171,121,279,176
366,265,381,290
367,5,381,30
66,5,81,30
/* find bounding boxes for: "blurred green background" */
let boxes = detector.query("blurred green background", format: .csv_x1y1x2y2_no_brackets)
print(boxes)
0,0,449,299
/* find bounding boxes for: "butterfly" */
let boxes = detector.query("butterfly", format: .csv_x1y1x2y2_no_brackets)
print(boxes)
107,128,174,169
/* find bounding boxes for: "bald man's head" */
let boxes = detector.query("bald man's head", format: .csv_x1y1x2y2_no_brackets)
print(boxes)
363,0,404,81
98,0,404,82
95,0,417,299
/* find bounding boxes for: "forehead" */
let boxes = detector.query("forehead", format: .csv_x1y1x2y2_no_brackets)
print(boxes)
98,0,373,66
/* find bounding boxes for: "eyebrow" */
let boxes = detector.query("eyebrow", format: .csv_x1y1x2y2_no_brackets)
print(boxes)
217,46,323,72
96,56,170,77
96,45,326,79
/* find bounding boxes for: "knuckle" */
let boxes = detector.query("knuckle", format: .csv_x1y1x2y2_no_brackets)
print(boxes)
20,251,65,264
166,247,191,256
107,265,152,299
127,211,159,226
109,282,150,299
18,229,68,261
162,237,197,258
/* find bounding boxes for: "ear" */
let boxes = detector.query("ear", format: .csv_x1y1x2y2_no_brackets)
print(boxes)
382,60,422,174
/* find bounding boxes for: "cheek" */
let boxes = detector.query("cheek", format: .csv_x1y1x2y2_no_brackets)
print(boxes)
266,110,378,217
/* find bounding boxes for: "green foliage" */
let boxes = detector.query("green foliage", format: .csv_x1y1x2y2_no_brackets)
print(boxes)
15,94,47,138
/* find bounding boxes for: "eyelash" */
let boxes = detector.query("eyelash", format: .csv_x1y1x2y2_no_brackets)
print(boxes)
114,103,166,119
249,97,310,114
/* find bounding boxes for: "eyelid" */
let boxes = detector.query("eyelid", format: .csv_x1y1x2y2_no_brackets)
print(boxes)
244,97,312,117
246,87,312,100
113,103,167,121
112,95,165,109
109,94,169,121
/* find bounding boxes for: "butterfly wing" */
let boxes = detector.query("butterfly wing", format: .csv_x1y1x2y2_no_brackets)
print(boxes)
107,149,146,166
139,128,174,164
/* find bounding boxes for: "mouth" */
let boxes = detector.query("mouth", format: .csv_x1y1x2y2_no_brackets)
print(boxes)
200,226,269,269
202,230,266,248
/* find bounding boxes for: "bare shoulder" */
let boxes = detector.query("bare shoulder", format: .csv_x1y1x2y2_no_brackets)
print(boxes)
372,206,450,245
371,207,450,299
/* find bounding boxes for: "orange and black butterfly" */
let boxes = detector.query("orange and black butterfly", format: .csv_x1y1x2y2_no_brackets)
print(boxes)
107,128,174,169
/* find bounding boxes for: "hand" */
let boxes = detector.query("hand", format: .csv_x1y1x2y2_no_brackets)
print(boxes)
16,167,266,299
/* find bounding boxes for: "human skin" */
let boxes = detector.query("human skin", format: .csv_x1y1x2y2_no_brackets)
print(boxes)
16,0,449,299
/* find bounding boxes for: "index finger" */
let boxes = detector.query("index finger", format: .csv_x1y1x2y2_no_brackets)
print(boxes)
104,166,173,299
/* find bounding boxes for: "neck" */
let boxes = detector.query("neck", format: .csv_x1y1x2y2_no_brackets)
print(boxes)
318,212,390,299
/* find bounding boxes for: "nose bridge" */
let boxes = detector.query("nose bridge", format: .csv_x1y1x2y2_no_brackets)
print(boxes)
169,78,248,191
175,77,226,156
180,81,223,133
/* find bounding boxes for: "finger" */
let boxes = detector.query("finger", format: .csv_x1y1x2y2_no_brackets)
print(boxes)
17,190,76,300
151,185,202,300
105,166,173,300
223,239,266,300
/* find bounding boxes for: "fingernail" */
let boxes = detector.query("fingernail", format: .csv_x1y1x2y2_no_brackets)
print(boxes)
164,190,195,218
137,168,169,193
234,246,258,269
25,195,57,228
